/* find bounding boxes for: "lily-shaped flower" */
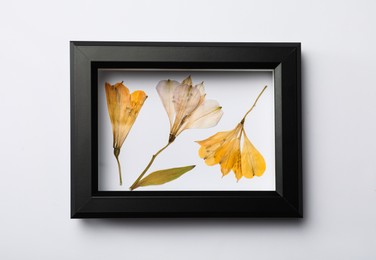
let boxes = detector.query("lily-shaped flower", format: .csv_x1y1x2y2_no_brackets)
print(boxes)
156,75,223,142
105,81,147,185
129,76,223,190
196,86,267,181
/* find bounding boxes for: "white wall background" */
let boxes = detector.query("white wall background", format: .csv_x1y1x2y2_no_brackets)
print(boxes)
1,0,375,259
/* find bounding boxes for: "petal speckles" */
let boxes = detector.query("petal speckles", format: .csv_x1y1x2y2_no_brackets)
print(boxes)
156,76,223,142
196,86,268,181
105,81,147,185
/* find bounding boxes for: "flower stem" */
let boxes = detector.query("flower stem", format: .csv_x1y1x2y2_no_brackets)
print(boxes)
130,141,173,190
241,85,268,123
114,149,122,186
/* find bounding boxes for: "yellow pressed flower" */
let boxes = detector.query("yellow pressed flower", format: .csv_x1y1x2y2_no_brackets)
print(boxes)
196,86,267,181
105,81,147,185
129,76,223,190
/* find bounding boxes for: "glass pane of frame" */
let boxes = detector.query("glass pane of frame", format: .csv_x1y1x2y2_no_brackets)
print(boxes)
97,69,276,191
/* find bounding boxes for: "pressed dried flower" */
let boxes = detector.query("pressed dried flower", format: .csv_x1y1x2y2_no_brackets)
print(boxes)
196,86,267,181
156,75,223,142
105,81,147,185
129,76,223,190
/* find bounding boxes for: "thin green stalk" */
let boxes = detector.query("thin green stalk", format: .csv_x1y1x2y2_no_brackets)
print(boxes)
241,85,268,123
115,155,122,185
114,148,122,185
130,141,172,190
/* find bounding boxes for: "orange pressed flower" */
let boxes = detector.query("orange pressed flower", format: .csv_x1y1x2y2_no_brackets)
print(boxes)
196,86,267,181
105,81,147,185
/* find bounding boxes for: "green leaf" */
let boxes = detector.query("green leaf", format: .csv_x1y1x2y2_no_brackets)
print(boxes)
133,165,195,189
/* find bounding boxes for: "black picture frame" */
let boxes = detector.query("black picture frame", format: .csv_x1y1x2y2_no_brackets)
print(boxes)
71,41,302,218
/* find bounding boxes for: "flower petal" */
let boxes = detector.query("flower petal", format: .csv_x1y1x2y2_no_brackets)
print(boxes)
156,79,180,128
173,84,202,117
117,90,147,148
196,130,232,166
181,100,223,132
170,84,202,136
216,137,240,176
241,132,266,178
105,82,131,148
197,124,242,167
232,150,243,181
199,142,221,166
118,90,147,146
196,130,232,148
181,75,192,85
210,125,242,175
130,90,148,112
195,82,205,96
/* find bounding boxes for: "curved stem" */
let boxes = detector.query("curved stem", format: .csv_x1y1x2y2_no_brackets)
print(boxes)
115,154,122,186
241,85,268,123
130,141,173,190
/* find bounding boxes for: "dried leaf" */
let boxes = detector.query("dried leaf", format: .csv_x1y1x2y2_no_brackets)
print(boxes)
133,165,195,189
